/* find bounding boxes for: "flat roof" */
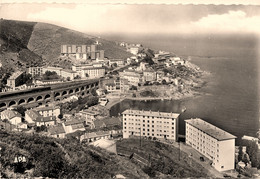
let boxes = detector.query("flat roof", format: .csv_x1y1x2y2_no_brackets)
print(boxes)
122,109,180,119
185,118,237,141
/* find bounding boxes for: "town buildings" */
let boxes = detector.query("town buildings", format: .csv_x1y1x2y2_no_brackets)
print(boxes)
35,105,61,119
81,66,105,79
128,47,139,55
108,59,125,67
0,109,22,125
185,118,236,171
120,70,142,86
143,70,157,82
42,66,63,76
27,66,43,77
105,77,129,93
122,109,180,141
7,71,25,89
61,44,104,60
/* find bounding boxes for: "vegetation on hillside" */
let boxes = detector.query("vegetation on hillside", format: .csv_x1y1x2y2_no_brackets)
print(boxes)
0,130,148,178
117,138,209,178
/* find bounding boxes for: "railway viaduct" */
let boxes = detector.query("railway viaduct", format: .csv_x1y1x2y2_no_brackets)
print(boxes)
0,79,99,110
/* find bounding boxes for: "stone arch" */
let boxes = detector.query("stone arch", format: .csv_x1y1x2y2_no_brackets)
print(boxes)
0,102,7,109
69,89,74,94
62,91,67,96
81,92,85,96
27,97,34,103
55,92,61,97
36,96,43,101
75,88,79,92
9,101,16,107
45,94,51,99
18,99,26,105
81,86,84,91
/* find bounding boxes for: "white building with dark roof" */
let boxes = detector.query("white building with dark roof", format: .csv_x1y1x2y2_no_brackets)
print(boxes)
185,118,236,171
122,109,180,141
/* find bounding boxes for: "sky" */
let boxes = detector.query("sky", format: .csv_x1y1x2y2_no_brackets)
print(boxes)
1,2,260,35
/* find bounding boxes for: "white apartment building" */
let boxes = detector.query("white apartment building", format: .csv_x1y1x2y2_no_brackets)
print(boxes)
185,118,236,172
122,109,180,141
81,66,105,79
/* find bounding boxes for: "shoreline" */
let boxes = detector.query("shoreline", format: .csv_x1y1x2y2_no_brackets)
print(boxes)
105,70,211,110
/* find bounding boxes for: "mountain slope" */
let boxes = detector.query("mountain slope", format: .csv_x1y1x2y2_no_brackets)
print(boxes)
27,22,132,62
0,19,132,87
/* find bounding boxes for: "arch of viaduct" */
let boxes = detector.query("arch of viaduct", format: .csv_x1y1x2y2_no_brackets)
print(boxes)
0,80,99,110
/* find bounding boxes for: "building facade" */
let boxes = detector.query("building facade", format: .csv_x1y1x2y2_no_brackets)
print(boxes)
143,70,157,82
122,109,180,141
7,71,25,89
81,67,105,78
27,67,43,77
185,118,236,171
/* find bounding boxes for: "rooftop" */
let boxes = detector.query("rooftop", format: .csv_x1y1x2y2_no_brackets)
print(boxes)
185,118,237,141
62,69,77,73
25,110,41,119
8,71,24,80
65,119,84,126
35,116,55,123
48,125,66,135
1,109,22,119
35,105,60,112
122,109,180,119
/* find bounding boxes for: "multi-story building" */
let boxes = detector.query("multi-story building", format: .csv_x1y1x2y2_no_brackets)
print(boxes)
7,71,25,89
27,67,43,77
35,105,61,120
81,66,105,79
108,59,125,67
120,70,142,86
122,109,180,141
61,45,104,60
143,70,157,82
185,118,236,171
42,66,63,76
105,77,129,93
60,69,79,80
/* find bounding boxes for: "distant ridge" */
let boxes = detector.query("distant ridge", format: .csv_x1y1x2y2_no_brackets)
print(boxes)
0,19,132,72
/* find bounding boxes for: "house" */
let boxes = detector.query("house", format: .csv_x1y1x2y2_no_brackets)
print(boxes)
62,119,85,134
35,105,61,119
139,62,149,71
128,47,139,55
48,125,66,139
6,71,25,89
108,59,125,67
143,70,157,82
25,110,41,124
96,88,106,96
35,116,56,127
80,131,111,143
105,77,129,93
120,70,142,86
0,109,22,125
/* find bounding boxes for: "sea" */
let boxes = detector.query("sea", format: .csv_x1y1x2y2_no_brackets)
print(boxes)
103,33,259,143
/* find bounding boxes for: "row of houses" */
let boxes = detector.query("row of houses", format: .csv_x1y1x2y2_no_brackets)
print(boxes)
122,109,236,172
0,105,61,130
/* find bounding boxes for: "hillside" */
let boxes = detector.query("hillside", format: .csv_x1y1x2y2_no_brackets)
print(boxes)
0,130,148,178
0,19,132,86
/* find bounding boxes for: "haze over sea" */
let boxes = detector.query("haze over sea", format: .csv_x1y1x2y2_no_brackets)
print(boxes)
105,33,259,141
